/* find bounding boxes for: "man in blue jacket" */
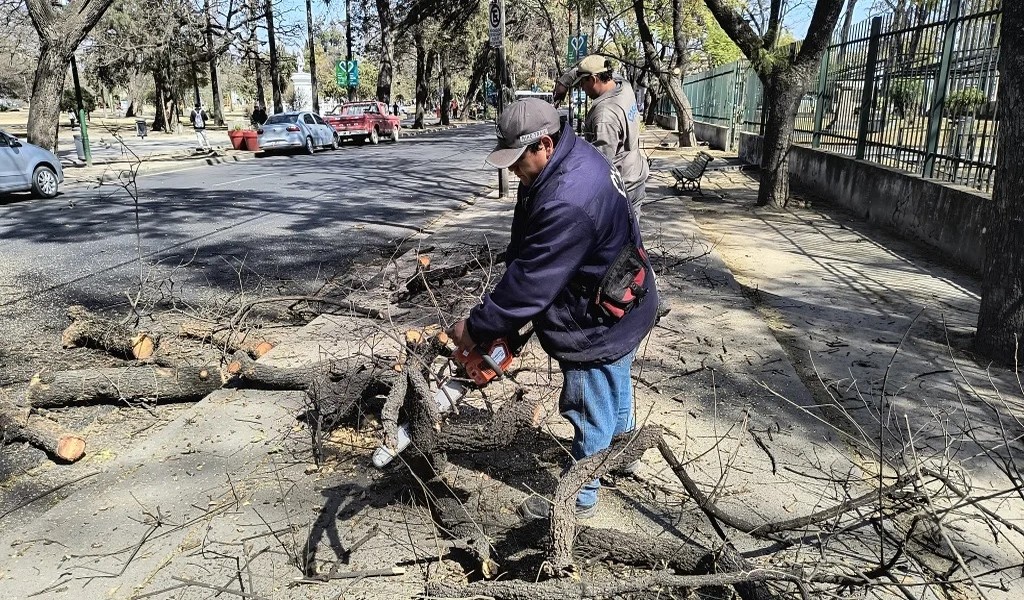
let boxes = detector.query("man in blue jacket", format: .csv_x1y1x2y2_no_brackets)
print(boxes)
450,98,659,519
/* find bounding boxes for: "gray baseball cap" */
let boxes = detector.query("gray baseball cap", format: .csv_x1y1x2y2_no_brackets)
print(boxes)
485,98,561,169
572,55,613,85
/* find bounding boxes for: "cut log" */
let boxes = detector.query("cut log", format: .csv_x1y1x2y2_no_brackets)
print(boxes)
0,401,86,462
225,350,322,390
61,305,158,360
178,320,275,358
26,364,223,408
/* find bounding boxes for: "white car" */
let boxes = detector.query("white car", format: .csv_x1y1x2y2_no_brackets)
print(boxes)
0,129,64,198
256,111,338,154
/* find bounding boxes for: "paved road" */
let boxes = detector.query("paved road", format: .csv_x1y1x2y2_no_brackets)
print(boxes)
0,124,498,382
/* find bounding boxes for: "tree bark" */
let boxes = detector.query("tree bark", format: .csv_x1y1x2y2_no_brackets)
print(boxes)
0,401,86,463
633,0,696,146
374,0,395,103
225,350,321,390
24,0,116,150
27,364,223,408
305,0,319,113
413,28,430,129
976,1,1024,360
178,320,275,358
757,75,806,208
61,305,158,360
264,0,283,114
206,0,225,126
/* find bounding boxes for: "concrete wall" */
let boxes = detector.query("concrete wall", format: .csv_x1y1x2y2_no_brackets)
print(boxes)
693,121,731,151
738,132,989,274
655,113,677,131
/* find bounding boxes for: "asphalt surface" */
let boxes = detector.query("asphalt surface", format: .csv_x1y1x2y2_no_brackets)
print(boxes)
0,123,495,383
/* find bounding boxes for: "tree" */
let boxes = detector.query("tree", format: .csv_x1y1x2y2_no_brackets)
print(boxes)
703,0,846,207
633,0,701,147
24,0,117,150
975,2,1023,360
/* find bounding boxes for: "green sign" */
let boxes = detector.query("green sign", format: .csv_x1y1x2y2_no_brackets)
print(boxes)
566,34,588,65
335,60,359,88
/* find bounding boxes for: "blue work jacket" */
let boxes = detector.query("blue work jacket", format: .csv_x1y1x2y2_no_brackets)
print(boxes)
466,122,658,364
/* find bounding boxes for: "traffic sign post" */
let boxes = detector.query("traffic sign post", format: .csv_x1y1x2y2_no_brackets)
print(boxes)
488,0,504,48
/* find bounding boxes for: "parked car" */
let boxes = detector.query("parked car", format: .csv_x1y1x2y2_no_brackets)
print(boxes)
256,111,338,154
0,129,63,199
324,101,400,144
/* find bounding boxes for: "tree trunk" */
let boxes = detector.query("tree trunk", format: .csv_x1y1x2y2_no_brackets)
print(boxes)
439,58,451,126
976,2,1024,360
255,56,266,110
757,75,805,208
463,45,490,118
264,0,283,114
632,0,696,146
206,0,224,126
413,28,429,129
61,305,158,360
27,42,70,151
375,0,394,103
305,0,319,113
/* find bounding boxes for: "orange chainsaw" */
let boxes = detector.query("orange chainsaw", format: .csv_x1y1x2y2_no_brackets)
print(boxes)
372,326,533,468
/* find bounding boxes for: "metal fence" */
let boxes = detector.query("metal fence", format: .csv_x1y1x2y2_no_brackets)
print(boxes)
679,0,1002,192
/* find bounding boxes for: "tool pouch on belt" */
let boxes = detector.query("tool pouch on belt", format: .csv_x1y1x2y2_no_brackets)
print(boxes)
594,244,648,320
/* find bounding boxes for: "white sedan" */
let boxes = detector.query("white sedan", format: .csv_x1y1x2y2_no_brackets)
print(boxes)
0,129,64,198
256,111,338,154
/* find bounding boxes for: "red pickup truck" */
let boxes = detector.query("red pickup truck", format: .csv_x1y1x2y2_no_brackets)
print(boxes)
323,101,401,144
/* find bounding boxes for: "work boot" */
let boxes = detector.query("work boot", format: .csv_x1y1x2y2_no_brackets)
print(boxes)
517,494,597,521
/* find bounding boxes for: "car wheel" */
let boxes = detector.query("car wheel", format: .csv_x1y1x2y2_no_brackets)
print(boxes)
390,127,400,143
31,165,59,198
304,136,315,155
331,134,339,150
369,128,380,145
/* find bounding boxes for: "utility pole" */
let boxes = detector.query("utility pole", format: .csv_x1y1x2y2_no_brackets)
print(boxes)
69,55,91,166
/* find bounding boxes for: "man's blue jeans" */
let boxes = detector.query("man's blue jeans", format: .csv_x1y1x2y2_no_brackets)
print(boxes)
558,350,636,508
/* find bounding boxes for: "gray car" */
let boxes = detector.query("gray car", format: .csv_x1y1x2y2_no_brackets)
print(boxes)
256,111,338,154
0,129,64,198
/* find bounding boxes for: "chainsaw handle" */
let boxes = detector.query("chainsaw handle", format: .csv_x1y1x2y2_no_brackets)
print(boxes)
480,351,503,378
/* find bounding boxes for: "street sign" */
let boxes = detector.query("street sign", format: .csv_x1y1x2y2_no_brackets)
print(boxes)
488,0,504,48
335,61,346,86
335,60,359,88
566,34,588,65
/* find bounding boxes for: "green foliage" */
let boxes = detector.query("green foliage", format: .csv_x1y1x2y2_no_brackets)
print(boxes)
887,79,923,118
61,88,97,113
704,18,742,66
945,87,986,116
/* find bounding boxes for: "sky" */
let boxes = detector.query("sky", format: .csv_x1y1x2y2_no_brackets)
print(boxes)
786,2,877,40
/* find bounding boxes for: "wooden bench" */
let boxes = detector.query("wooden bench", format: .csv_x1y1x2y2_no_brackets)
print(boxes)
670,151,714,194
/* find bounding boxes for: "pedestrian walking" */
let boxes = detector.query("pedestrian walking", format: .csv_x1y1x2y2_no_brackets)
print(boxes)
190,102,211,151
553,55,648,217
450,98,659,520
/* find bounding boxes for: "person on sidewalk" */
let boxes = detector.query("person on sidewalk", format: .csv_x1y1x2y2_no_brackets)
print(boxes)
553,55,649,218
250,103,267,127
190,102,211,151
450,98,659,520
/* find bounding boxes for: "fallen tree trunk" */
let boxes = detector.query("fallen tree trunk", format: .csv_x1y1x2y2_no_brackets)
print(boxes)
436,389,541,452
179,320,275,358
26,364,222,408
0,401,86,462
425,568,795,600
61,305,157,360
